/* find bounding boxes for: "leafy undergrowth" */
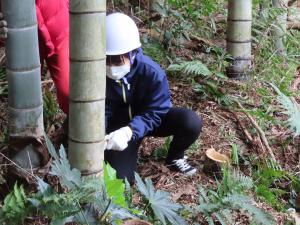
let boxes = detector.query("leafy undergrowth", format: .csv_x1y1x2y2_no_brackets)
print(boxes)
1,0,300,224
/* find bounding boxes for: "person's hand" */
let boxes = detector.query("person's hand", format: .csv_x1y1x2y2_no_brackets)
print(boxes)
0,13,7,39
105,126,132,151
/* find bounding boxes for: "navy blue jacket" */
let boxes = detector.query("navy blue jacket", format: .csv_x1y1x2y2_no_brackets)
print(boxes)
106,49,172,141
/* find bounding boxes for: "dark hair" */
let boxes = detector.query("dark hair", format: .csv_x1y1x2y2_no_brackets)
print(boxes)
106,53,129,66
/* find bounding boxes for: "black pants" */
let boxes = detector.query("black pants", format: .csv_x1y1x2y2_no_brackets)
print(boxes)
104,107,203,182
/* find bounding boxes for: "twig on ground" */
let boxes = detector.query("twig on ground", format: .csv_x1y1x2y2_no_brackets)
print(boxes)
231,111,254,143
291,76,300,91
0,52,5,66
236,101,277,162
42,79,53,85
0,151,38,180
287,21,300,30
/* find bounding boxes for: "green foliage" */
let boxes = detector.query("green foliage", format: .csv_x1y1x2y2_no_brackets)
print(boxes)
0,127,9,144
193,167,274,225
166,60,234,106
43,90,59,129
153,136,172,160
0,67,7,96
45,134,82,189
271,84,300,136
193,80,232,106
230,144,239,166
135,173,187,225
1,136,187,224
29,187,92,222
252,5,299,89
196,189,274,225
0,183,29,225
166,0,225,38
141,37,169,66
217,167,254,197
104,162,126,208
252,162,299,211
167,60,211,77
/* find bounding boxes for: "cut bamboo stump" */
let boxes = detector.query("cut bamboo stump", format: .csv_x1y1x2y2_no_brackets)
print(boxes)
203,148,231,178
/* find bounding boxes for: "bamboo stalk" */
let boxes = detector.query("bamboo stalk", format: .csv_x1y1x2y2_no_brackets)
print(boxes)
2,0,44,169
69,0,106,176
226,0,252,79
272,0,288,55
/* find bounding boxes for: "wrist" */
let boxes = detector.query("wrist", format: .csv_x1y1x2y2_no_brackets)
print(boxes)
124,126,133,140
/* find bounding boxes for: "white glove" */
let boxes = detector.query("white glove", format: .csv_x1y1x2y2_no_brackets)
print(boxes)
105,126,132,151
0,13,7,39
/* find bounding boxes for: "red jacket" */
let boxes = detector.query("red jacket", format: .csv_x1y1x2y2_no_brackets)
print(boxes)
36,0,70,114
1,0,70,113
36,0,69,60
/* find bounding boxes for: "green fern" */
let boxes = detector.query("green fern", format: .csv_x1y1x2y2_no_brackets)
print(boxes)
167,60,211,77
194,167,274,225
153,136,172,160
29,188,94,221
223,193,274,225
196,187,275,225
253,164,289,211
271,84,300,136
217,167,253,197
0,183,29,225
43,90,59,129
45,134,82,189
135,173,187,225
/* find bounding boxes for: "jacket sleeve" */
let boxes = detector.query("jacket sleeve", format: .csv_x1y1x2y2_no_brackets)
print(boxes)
129,73,171,141
0,5,55,53
36,6,55,58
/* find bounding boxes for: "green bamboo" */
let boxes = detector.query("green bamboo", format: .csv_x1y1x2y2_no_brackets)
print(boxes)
2,0,44,168
272,0,287,55
69,0,106,176
226,0,252,79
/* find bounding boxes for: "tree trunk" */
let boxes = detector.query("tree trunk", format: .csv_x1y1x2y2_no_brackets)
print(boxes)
226,0,252,79
272,0,288,55
69,0,106,176
2,0,44,169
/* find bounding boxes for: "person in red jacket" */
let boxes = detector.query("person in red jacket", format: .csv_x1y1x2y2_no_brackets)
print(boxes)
0,0,70,114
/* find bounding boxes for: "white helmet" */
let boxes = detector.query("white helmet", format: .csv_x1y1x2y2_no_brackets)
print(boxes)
106,13,141,55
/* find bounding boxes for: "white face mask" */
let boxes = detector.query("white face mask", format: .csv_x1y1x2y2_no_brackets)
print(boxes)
106,64,130,80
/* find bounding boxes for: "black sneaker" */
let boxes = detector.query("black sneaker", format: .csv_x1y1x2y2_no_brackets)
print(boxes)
167,156,197,176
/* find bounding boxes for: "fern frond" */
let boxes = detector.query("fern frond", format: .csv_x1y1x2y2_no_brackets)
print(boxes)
214,212,227,225
1,183,29,224
45,134,82,189
205,216,215,225
135,173,187,225
232,169,254,191
198,186,210,203
223,193,275,225
218,167,253,196
220,209,234,224
271,84,300,136
195,185,274,225
167,60,211,77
